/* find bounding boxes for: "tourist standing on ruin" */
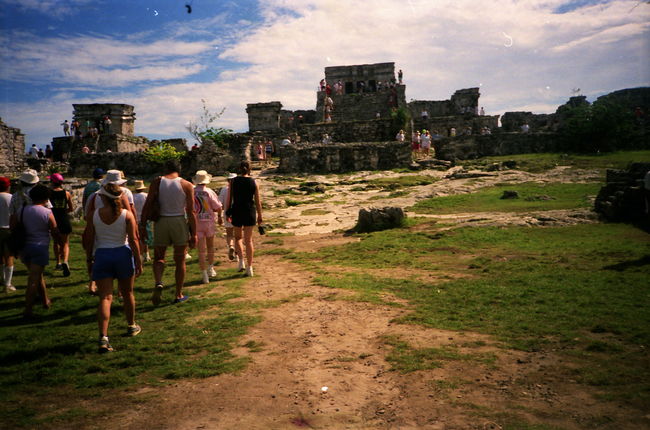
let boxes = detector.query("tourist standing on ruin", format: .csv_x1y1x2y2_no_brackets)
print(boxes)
224,161,263,277
61,120,70,136
411,130,421,156
0,177,15,293
396,129,405,143
83,183,142,353
19,184,61,318
265,139,274,161
218,173,237,263
103,116,112,134
49,173,74,277
192,170,222,284
140,159,197,304
132,180,151,262
421,130,432,158
319,79,326,91
398,69,403,84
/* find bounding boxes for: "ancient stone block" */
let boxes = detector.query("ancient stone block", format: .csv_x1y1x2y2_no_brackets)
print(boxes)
355,206,406,233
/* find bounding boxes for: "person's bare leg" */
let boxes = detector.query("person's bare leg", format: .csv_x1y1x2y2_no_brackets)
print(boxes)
197,236,207,271
172,244,188,299
61,234,70,263
117,276,135,326
206,236,215,268
234,226,245,270
53,241,61,265
96,278,114,336
243,226,255,268
153,246,167,285
24,264,39,316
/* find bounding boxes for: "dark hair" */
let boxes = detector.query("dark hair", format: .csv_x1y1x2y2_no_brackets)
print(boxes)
163,159,181,174
238,160,251,175
29,184,50,203
0,177,10,192
101,183,123,216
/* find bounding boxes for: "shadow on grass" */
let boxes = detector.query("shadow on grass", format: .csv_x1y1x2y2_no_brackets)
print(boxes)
603,254,650,271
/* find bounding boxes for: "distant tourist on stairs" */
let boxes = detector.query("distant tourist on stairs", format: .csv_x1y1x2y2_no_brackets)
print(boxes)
61,120,70,136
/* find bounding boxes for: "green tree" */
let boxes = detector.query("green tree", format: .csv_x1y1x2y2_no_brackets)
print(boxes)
557,100,638,153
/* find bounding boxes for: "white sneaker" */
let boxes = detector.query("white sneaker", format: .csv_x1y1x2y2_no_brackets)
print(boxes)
237,259,246,272
185,253,192,260
4,285,16,293
208,266,217,277
202,270,210,284
228,247,235,261
246,266,254,277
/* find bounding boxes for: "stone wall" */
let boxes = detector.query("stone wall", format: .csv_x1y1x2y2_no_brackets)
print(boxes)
246,102,283,132
413,114,499,137
277,141,411,173
300,118,398,143
595,162,650,225
0,118,25,175
72,103,136,136
434,132,560,161
315,86,406,123
324,62,397,94
501,111,557,132
52,134,152,161
408,88,480,118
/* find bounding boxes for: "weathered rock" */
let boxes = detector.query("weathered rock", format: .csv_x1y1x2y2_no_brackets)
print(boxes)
355,206,406,233
0,118,26,175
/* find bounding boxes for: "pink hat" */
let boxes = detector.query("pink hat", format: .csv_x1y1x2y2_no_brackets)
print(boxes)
49,173,64,184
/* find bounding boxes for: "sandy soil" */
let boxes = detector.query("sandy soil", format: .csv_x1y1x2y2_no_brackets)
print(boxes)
106,165,647,429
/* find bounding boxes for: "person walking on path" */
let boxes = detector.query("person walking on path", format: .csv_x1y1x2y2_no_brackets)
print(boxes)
224,161,263,277
132,180,151,262
218,173,237,263
17,184,61,318
192,170,222,284
83,183,142,353
49,173,74,276
140,159,197,304
0,177,15,293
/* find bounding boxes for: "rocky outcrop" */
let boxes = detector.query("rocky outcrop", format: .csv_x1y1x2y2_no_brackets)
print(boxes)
595,162,650,223
355,206,406,233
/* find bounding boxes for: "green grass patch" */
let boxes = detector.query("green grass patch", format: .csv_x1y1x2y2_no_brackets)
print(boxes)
462,150,650,173
292,222,650,407
256,247,295,256
410,182,599,214
0,233,258,428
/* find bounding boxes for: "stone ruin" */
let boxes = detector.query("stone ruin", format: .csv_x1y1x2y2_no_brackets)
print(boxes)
0,118,26,175
595,162,650,225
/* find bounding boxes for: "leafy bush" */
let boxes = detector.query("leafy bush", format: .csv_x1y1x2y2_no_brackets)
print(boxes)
143,142,183,164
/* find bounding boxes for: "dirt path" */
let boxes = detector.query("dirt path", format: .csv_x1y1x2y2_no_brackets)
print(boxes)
112,232,641,430
107,166,642,429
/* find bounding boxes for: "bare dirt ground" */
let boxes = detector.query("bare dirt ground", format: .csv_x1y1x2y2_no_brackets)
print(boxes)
110,165,645,430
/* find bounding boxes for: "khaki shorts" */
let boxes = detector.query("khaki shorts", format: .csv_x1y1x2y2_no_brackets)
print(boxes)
154,216,189,247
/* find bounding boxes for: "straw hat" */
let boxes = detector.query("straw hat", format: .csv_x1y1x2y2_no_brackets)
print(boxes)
19,169,39,184
101,169,127,185
133,180,146,190
192,170,211,185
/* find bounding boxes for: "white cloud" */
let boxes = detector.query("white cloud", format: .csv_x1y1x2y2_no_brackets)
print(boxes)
2,0,649,149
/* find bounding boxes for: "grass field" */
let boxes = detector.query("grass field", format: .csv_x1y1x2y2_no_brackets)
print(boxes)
410,182,600,214
0,224,258,428
287,221,650,409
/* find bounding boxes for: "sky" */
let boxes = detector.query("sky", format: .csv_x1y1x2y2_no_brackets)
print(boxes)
1,0,649,150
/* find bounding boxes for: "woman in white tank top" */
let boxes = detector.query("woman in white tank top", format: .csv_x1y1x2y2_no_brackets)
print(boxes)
83,183,142,353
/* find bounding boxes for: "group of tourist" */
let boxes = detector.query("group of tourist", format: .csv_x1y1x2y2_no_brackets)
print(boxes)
60,116,112,139
1,159,264,353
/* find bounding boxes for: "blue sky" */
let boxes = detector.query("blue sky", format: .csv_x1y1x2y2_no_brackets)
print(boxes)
1,0,648,150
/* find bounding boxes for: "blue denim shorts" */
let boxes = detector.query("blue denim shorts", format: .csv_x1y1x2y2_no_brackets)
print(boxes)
92,246,135,280
21,243,49,267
